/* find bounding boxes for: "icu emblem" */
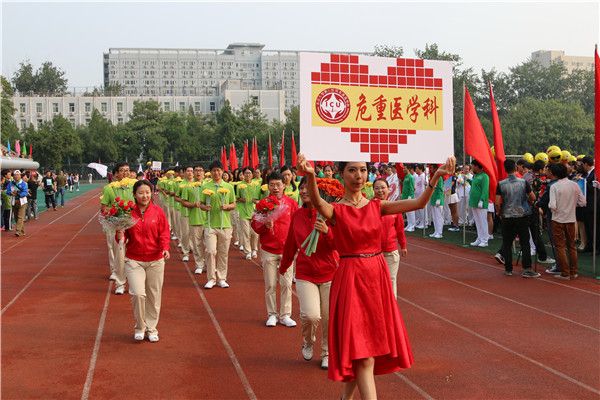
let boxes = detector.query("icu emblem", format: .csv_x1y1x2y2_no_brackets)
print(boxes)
315,88,351,124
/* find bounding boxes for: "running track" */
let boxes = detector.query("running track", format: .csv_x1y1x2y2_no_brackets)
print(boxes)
2,189,599,399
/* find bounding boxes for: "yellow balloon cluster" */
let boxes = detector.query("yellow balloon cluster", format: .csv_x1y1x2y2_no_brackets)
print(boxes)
523,152,534,163
524,146,586,165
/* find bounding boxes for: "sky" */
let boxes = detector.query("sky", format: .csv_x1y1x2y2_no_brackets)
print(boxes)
2,1,599,88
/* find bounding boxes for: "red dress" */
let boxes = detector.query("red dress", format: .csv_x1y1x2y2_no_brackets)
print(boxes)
328,199,414,382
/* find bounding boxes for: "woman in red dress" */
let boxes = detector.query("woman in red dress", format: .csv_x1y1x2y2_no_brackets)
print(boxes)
296,154,455,400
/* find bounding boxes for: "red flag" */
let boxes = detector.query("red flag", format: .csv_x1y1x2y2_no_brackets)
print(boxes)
595,46,600,171
242,140,249,168
280,129,286,167
229,143,238,171
14,140,20,156
221,146,229,171
252,137,259,169
291,133,298,167
490,83,507,181
29,143,32,157
267,133,273,168
464,86,497,201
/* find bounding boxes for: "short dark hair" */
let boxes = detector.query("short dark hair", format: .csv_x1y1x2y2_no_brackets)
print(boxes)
516,159,526,166
133,179,153,197
266,171,283,183
242,166,254,174
194,164,204,170
471,159,483,169
504,159,516,174
549,163,568,179
532,160,546,173
208,160,223,171
581,156,594,166
115,162,129,172
373,178,389,188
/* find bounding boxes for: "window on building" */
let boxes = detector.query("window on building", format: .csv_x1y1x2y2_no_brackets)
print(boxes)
85,118,91,124
19,103,26,113
69,103,75,113
194,102,201,112
251,96,259,106
53,103,59,113
69,118,76,126
209,102,216,112
179,102,186,112
164,102,170,111
117,117,123,124
101,102,107,112
36,103,42,113
20,119,26,128
117,102,123,112
85,103,91,112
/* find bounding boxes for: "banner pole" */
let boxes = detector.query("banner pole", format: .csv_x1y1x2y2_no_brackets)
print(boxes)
594,187,598,278
462,83,467,246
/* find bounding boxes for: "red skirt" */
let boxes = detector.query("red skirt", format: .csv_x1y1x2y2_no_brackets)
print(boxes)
327,254,414,382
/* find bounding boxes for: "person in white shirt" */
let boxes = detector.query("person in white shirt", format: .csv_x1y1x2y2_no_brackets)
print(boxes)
414,164,426,228
384,164,400,202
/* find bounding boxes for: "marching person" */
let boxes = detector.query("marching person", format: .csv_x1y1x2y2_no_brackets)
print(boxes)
429,164,445,239
182,165,207,274
401,164,416,232
7,170,28,237
373,178,407,297
198,161,236,289
116,180,170,342
42,170,57,211
296,154,455,400
469,160,490,247
252,171,299,328
280,177,338,369
237,167,259,260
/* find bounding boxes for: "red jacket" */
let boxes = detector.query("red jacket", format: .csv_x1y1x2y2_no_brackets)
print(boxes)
251,195,298,255
280,207,338,283
120,202,170,262
381,213,407,252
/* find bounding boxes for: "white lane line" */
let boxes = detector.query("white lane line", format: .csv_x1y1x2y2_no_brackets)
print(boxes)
401,260,600,333
1,211,99,314
1,190,100,254
409,242,600,296
247,256,434,399
399,296,600,396
81,281,113,400
394,372,435,400
183,263,257,400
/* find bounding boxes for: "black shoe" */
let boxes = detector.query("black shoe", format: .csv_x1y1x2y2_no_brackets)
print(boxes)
521,269,541,278
504,270,512,276
494,253,505,265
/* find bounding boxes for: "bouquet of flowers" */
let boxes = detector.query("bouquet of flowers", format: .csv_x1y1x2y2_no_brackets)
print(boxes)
301,179,344,256
99,197,138,234
217,187,230,227
253,195,289,229
202,188,215,228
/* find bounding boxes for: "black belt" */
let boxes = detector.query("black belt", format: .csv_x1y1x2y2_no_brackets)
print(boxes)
339,252,382,259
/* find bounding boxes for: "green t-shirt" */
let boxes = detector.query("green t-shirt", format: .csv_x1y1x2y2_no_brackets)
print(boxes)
182,184,205,226
402,173,415,199
115,183,135,203
362,184,374,200
468,172,490,208
199,181,236,229
236,181,259,220
284,184,300,204
100,184,116,206
430,178,444,206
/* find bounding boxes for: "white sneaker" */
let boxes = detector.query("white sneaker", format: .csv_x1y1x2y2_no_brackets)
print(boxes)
428,233,437,238
182,255,189,262
470,240,481,247
194,267,203,274
279,316,297,327
177,243,182,248
239,245,245,252
204,279,216,289
488,235,494,240
233,241,240,246
477,242,488,248
148,334,159,343
415,225,425,229
432,234,443,239
171,235,177,240
251,250,257,259
538,257,555,264
134,332,144,341
265,315,278,327
405,226,415,232
320,356,329,370
301,343,314,361
245,253,252,260
109,273,117,281
217,280,230,288
114,285,126,295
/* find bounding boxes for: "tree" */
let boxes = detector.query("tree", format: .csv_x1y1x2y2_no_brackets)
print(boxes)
11,60,67,95
373,45,403,58
23,115,82,170
124,100,166,162
12,61,36,94
1,75,20,144
80,109,119,163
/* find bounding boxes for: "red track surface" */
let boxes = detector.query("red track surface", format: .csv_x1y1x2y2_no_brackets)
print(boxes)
2,189,599,399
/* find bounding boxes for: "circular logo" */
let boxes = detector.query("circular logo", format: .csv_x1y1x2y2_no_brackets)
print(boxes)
315,88,351,124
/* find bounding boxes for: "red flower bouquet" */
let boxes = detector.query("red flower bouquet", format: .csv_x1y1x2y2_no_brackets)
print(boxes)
253,195,289,225
301,179,344,256
99,197,138,233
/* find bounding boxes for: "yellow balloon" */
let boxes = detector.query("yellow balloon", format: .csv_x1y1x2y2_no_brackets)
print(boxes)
535,152,549,163
546,145,561,154
523,153,534,164
560,150,572,161
577,154,586,160
146,161,152,166
568,155,577,162
548,149,562,163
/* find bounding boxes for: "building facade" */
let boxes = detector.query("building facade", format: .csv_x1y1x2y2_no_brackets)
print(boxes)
104,43,369,110
12,89,285,130
531,50,594,73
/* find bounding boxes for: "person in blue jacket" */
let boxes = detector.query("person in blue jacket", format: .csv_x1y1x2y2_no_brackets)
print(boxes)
7,170,29,237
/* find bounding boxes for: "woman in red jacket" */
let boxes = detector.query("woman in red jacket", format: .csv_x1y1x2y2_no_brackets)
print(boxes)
280,177,339,370
373,178,407,297
117,180,171,343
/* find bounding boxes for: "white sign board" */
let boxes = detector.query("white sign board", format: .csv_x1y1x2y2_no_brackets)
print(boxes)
299,52,454,163
151,161,162,171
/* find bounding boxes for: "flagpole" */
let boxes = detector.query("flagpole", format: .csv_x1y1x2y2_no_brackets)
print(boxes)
595,44,599,279
462,82,467,246
594,187,598,278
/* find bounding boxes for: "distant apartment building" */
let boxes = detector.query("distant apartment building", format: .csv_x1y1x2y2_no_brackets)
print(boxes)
531,50,593,73
103,43,369,110
12,89,285,129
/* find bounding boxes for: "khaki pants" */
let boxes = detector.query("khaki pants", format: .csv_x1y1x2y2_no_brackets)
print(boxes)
165,204,173,233
174,212,183,242
260,250,294,318
111,238,126,287
240,218,259,255
13,201,27,235
125,258,165,335
551,221,578,278
105,231,116,275
189,225,206,268
180,216,191,255
295,279,330,358
231,210,240,243
204,228,233,282
384,250,400,297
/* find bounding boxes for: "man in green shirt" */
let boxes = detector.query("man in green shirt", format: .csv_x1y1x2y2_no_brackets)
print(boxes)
469,159,490,247
199,161,236,289
99,162,131,295
176,166,195,262
429,164,445,239
401,164,416,232
182,165,207,274
237,167,260,260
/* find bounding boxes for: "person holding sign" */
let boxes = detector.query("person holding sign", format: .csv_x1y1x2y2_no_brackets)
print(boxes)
296,153,455,400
